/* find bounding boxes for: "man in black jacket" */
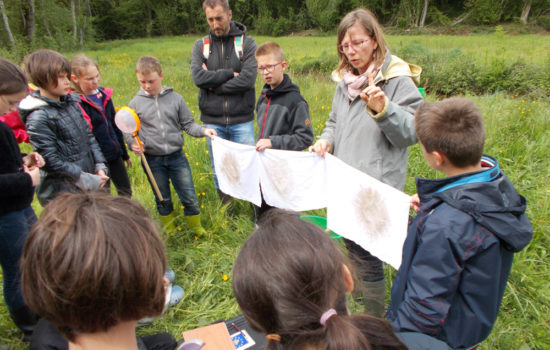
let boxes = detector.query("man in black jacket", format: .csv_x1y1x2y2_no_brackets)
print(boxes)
191,0,257,202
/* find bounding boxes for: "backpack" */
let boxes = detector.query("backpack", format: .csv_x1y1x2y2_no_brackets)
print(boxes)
202,34,244,61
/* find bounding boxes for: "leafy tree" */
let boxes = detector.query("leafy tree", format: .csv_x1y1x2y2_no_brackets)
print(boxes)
0,0,15,47
305,0,340,32
465,0,506,24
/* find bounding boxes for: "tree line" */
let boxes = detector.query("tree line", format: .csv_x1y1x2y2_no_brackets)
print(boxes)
1,0,549,56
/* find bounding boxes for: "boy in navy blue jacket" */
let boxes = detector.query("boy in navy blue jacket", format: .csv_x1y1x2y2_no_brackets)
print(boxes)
386,97,533,349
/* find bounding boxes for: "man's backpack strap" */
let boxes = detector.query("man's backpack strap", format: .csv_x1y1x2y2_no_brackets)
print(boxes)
202,36,211,60
202,34,244,61
234,34,244,60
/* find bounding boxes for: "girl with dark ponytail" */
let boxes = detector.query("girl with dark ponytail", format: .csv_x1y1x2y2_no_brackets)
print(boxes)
232,209,408,350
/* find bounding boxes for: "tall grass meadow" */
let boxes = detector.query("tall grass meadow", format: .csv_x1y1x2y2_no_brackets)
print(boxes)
0,34,548,349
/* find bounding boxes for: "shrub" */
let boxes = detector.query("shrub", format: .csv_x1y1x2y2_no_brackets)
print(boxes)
305,0,340,32
427,6,452,26
273,18,293,37
465,0,503,25
393,43,549,100
537,15,550,30
291,51,338,74
255,16,276,36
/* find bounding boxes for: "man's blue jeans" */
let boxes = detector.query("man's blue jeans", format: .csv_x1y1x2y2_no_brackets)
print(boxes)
144,150,199,216
0,206,37,311
204,121,255,189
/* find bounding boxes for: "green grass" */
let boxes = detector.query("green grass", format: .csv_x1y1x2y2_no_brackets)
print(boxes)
1,34,549,349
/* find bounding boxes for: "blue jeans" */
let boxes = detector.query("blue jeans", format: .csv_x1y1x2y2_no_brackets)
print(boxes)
205,121,255,188
144,150,199,216
0,206,37,311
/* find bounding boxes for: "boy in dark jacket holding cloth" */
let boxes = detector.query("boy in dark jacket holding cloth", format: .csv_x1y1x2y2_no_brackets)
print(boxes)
386,97,533,349
253,41,313,218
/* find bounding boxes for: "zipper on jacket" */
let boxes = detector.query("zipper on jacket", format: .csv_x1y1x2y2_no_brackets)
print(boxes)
259,95,271,138
82,95,120,155
101,95,120,155
220,37,230,125
154,95,167,154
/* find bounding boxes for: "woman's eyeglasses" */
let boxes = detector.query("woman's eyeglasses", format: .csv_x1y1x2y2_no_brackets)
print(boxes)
257,62,283,73
337,39,370,53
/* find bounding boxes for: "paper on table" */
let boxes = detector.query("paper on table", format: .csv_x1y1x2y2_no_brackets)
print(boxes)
258,148,328,211
325,154,411,269
211,136,262,206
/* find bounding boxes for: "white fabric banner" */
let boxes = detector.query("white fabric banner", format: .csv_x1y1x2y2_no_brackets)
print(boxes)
211,136,262,206
258,148,328,211
325,154,411,269
211,138,411,269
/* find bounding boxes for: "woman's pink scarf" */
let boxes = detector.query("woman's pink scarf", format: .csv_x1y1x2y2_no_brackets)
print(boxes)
341,63,378,101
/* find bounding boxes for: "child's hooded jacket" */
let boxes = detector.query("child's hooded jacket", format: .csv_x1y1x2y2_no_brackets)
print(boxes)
255,74,313,151
387,155,533,349
0,121,34,215
78,87,129,162
127,87,204,157
19,91,106,204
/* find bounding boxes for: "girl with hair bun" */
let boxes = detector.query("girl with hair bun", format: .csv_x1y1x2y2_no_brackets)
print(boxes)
232,209,408,350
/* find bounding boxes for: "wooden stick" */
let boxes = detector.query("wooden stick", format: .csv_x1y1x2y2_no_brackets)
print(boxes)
140,153,164,201
133,134,164,201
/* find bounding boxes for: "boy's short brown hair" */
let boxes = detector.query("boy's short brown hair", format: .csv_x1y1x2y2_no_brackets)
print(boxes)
415,97,485,167
255,41,285,62
22,49,71,89
136,55,162,75
21,192,167,341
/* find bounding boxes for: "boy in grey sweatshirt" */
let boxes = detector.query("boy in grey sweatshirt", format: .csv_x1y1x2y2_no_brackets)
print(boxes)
127,56,216,235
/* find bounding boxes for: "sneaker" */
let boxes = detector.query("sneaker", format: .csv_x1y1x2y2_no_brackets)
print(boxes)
164,267,175,284
137,284,185,326
137,315,156,327
168,285,185,307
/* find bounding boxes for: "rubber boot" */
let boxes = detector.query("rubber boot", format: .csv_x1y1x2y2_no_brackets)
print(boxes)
160,212,176,232
184,214,206,236
361,279,386,318
9,305,38,341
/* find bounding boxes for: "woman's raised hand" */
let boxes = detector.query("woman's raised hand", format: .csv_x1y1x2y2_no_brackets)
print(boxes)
360,72,386,114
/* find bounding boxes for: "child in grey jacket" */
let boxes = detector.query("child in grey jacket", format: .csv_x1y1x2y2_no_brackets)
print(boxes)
127,56,216,235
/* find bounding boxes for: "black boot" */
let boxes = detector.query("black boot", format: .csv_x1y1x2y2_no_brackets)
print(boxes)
217,188,232,205
217,189,234,215
9,305,39,341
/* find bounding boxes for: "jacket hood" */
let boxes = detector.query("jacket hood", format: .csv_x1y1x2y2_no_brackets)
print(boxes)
136,87,173,98
18,91,80,123
377,51,422,86
210,21,246,38
417,155,533,252
102,87,113,99
261,74,300,98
